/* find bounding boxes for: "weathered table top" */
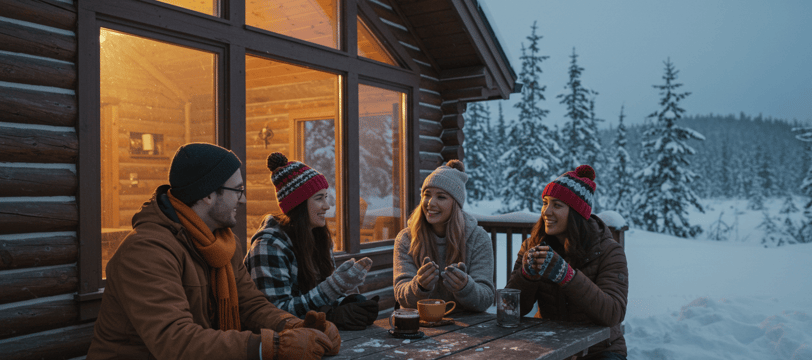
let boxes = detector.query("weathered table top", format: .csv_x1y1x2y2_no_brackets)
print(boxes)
332,312,610,360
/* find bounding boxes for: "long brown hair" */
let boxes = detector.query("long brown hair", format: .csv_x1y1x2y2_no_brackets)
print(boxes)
527,209,596,268
275,201,335,291
407,193,466,266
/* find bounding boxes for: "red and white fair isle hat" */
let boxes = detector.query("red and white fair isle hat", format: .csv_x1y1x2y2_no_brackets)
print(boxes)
267,152,329,214
541,165,597,219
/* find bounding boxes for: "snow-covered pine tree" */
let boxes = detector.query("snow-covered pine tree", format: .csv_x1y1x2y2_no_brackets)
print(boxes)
605,105,634,219
747,174,766,211
500,22,560,213
556,48,597,171
780,194,799,214
587,95,604,167
744,150,768,211
587,95,606,211
464,101,494,202
631,58,705,238
496,101,507,147
782,217,799,245
792,125,812,243
758,210,787,247
755,144,775,197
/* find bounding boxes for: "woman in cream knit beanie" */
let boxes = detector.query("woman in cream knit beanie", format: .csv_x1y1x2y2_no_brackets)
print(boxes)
392,160,495,313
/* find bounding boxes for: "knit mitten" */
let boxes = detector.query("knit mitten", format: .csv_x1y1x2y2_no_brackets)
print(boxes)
537,248,575,286
325,258,370,294
521,248,543,281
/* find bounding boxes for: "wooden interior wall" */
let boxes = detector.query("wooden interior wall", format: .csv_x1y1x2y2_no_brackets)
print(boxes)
0,1,88,359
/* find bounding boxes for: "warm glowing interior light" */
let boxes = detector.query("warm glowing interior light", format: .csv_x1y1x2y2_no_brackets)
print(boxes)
156,0,220,17
246,0,340,50
99,28,217,278
357,18,397,66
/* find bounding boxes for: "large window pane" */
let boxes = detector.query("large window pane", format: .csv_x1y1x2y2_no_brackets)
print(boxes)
157,0,221,17
358,84,406,243
100,29,217,278
357,17,396,66
246,0,340,50
245,55,344,250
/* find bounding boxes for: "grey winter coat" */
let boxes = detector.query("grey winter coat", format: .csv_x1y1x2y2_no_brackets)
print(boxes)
393,211,495,312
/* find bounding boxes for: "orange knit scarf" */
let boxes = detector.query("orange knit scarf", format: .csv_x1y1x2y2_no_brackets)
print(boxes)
168,191,241,331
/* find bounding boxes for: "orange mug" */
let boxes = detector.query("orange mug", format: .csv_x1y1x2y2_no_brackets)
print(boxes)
417,299,456,323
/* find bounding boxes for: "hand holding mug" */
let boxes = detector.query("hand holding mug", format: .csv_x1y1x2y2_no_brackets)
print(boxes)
521,245,545,280
524,245,574,285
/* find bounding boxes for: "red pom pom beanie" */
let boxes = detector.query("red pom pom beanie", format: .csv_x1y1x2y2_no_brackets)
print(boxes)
542,165,597,219
266,152,329,214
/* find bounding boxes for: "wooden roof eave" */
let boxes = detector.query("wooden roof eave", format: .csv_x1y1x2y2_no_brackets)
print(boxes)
445,0,517,101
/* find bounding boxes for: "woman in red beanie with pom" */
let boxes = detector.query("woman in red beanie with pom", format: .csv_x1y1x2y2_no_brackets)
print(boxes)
245,153,379,331
506,165,629,360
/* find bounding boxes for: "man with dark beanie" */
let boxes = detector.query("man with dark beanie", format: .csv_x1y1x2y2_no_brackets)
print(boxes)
88,143,341,360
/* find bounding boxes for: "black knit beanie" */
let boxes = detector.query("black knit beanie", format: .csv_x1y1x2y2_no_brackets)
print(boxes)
169,143,242,205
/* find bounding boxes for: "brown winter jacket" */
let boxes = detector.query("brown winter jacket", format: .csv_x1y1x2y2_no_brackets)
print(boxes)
88,185,298,360
506,215,629,359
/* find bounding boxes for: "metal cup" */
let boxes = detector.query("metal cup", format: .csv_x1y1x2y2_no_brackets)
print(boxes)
496,288,520,327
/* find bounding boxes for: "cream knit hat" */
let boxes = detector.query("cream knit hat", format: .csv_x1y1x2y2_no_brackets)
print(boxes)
421,160,468,206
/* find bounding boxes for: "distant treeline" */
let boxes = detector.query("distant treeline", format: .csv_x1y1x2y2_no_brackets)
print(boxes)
600,113,810,199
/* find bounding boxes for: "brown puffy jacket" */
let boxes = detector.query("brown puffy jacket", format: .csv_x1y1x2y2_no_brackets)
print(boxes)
506,215,629,359
88,185,297,360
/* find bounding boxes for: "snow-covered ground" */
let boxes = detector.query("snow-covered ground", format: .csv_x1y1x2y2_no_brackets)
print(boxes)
467,197,812,359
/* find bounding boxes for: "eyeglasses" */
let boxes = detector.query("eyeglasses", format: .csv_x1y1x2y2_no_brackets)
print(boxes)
219,186,245,200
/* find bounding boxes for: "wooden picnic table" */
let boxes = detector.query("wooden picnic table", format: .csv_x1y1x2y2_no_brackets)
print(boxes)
332,311,610,360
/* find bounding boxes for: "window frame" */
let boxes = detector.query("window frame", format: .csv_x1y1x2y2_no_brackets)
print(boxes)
77,0,421,316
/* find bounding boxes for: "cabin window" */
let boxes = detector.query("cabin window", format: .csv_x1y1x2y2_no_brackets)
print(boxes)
82,0,418,293
357,17,397,66
156,0,221,16
244,55,344,251
99,28,218,278
358,84,407,245
246,0,340,50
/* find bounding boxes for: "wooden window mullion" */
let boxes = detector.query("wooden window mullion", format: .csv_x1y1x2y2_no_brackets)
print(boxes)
345,72,361,255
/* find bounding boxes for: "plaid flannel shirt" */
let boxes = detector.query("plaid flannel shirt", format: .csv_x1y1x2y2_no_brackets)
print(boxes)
244,215,336,318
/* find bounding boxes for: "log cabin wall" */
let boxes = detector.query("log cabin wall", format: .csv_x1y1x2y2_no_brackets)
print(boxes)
0,1,90,359
0,0,515,358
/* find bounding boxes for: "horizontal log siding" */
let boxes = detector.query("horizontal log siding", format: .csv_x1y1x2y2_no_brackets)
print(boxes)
0,234,78,270
0,126,78,163
0,264,78,304
0,297,77,340
0,323,94,360
0,52,76,89
0,87,77,127
3,0,78,31
0,18,76,62
0,166,77,197
419,118,442,137
0,0,82,358
0,201,78,235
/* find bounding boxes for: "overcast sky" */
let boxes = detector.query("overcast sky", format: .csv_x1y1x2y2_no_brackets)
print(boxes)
478,0,812,128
